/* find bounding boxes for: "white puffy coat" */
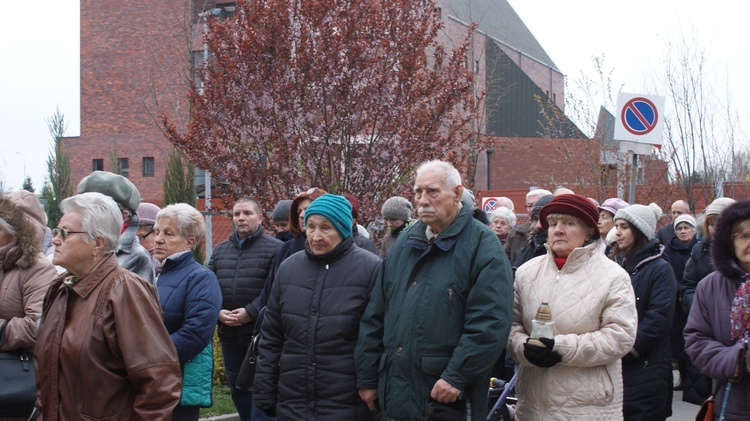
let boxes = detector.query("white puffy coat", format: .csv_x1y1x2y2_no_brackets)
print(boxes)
508,241,637,420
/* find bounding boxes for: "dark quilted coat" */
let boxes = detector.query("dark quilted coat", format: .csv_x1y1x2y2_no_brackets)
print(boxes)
617,239,676,421
208,227,281,342
682,237,713,312
253,236,381,420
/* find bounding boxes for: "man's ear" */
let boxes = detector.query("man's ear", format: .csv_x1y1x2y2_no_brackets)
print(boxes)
186,236,196,250
454,185,464,203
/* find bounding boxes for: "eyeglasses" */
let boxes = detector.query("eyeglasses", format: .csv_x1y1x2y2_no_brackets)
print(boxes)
52,228,88,241
139,228,154,240
733,232,750,245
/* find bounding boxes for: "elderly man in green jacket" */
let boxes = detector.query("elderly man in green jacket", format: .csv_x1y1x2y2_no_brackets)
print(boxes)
355,160,513,420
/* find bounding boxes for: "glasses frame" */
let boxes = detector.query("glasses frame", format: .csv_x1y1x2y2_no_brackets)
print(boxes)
52,228,88,241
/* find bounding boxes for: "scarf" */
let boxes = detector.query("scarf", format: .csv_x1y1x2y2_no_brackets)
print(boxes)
730,272,750,340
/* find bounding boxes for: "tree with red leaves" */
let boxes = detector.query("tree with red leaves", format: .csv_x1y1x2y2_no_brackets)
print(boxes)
163,0,482,223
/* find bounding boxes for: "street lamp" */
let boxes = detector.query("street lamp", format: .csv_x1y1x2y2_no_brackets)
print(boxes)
486,143,494,190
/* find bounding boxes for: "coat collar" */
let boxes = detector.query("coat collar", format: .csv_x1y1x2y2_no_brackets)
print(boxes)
66,254,120,299
231,225,264,249
403,204,472,253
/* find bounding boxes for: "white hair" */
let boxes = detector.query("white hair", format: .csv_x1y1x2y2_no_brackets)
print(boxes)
490,206,517,229
416,160,462,188
527,188,552,200
60,192,123,254
157,203,206,241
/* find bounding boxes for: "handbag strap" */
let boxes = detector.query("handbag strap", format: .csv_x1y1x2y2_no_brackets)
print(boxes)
0,319,7,345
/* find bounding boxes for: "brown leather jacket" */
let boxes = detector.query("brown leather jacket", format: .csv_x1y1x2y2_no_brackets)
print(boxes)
35,254,181,420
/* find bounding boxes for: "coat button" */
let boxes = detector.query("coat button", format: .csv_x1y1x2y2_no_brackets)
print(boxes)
410,281,416,287
396,346,403,354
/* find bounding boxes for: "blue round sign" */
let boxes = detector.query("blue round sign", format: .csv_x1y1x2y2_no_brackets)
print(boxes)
484,199,497,214
621,97,658,135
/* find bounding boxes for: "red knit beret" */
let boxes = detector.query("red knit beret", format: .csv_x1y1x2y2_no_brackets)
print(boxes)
539,194,601,238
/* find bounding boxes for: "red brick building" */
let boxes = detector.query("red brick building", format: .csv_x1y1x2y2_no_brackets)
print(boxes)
63,0,206,205
66,0,576,206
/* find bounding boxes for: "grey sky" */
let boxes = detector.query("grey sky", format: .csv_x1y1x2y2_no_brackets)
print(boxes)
1,0,746,191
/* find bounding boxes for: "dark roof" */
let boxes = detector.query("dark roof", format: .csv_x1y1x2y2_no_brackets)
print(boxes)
444,0,559,72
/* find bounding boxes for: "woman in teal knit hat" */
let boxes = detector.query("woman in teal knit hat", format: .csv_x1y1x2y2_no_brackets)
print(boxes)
254,194,382,420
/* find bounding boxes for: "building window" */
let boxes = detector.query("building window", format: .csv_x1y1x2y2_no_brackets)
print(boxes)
92,159,104,171
118,158,129,178
143,157,155,177
437,7,442,19
474,60,479,74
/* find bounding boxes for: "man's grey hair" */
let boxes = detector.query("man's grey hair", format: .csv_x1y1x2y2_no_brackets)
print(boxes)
416,160,462,188
60,192,123,254
157,203,206,241
526,188,552,201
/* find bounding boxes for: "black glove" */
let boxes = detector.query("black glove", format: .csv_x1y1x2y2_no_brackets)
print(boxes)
523,337,562,368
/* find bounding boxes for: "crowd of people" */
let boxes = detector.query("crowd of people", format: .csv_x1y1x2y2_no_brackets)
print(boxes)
1,162,749,420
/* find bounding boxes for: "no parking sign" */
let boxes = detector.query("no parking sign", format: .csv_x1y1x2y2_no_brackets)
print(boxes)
614,93,665,146
483,197,498,214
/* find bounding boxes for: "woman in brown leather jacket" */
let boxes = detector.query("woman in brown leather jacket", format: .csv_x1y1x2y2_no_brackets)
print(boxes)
34,192,182,420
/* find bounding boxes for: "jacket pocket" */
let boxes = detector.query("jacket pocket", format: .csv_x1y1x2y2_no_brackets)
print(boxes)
568,365,614,407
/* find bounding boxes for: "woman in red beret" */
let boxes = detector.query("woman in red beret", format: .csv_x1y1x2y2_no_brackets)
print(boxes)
508,194,638,420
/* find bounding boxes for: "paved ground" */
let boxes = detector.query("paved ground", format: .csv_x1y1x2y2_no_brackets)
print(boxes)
201,369,700,420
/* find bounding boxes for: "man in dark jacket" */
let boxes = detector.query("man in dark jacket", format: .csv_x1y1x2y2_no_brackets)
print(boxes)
355,160,513,421
208,197,282,421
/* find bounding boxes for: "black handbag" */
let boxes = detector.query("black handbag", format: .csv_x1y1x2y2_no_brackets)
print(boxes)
0,321,38,418
235,306,267,392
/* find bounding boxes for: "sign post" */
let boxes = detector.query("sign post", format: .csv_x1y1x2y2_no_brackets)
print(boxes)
614,93,666,203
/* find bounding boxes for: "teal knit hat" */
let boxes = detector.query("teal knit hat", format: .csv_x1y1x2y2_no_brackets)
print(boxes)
304,194,353,239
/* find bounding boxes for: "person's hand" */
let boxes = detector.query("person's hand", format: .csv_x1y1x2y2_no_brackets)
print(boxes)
359,388,378,411
230,307,251,324
218,309,235,326
430,379,461,403
523,337,562,367
219,308,251,326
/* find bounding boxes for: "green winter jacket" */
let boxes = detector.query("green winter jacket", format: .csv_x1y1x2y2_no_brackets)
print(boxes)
355,204,513,421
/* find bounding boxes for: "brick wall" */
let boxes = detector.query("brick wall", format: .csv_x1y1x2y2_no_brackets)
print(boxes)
67,0,195,204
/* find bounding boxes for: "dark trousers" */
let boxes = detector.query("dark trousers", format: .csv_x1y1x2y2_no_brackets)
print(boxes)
221,341,254,421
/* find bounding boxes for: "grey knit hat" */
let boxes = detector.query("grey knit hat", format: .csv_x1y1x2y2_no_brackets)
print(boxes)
381,196,412,222
705,197,736,217
272,200,293,223
614,203,664,240
78,171,141,213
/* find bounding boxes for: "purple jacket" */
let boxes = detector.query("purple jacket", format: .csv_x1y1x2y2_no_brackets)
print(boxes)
684,200,750,420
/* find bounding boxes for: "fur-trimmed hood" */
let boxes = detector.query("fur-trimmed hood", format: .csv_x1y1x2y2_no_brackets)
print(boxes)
0,194,42,270
711,199,750,281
